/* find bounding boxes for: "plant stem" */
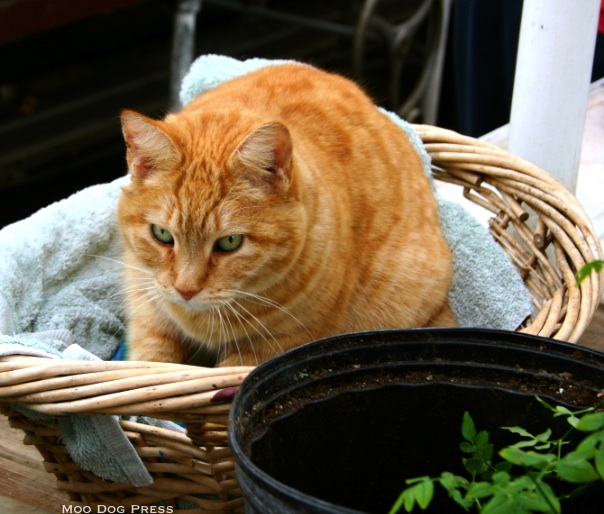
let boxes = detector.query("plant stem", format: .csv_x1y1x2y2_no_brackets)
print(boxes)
527,470,558,514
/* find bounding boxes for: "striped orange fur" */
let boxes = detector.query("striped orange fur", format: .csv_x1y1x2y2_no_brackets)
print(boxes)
117,64,454,366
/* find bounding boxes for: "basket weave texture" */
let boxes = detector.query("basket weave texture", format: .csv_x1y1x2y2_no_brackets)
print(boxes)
0,125,602,513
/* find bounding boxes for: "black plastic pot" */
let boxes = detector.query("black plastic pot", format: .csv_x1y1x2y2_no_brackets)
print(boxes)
229,328,604,514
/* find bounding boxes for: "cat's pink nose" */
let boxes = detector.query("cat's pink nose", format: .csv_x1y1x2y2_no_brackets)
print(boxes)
176,287,198,301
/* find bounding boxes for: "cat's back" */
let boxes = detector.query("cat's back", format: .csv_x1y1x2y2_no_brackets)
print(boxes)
183,64,379,126
180,63,415,174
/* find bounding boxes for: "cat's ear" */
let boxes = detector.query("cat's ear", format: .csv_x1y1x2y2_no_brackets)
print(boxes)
121,110,179,180
233,123,293,191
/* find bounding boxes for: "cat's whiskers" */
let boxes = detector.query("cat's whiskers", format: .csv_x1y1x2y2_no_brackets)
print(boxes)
99,279,157,322
230,289,313,340
106,288,164,342
215,303,231,345
87,254,154,276
208,306,225,356
230,299,283,359
86,253,161,330
211,306,226,362
86,253,156,310
104,280,156,304
80,254,138,306
127,291,163,320
220,300,260,366
75,264,149,333
216,312,237,365
215,302,250,366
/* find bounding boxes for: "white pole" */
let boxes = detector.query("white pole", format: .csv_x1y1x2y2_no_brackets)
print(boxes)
508,0,600,193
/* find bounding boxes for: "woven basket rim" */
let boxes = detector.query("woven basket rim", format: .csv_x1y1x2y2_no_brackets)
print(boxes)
0,124,602,415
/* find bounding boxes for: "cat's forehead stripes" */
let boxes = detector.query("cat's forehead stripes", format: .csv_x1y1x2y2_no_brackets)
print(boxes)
160,111,267,238
166,161,243,241
163,174,212,236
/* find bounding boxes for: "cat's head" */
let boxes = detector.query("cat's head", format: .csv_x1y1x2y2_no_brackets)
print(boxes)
117,109,307,312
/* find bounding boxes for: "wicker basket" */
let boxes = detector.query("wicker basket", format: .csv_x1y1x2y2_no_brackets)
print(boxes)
0,125,602,513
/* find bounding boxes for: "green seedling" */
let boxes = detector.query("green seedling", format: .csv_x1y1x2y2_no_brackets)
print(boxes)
389,396,604,514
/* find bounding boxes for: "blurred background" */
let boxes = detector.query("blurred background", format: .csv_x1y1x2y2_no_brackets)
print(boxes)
0,0,602,227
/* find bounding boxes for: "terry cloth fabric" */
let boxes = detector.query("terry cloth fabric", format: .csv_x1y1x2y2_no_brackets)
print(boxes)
180,54,533,330
0,178,184,486
0,178,127,359
0,54,532,485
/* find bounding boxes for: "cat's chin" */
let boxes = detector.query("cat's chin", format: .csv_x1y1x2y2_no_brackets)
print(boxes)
167,296,218,312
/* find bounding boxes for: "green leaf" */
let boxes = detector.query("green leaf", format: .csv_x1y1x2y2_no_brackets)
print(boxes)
414,477,435,510
515,479,561,514
391,476,435,512
553,405,575,417
576,412,604,432
389,477,434,514
536,480,561,514
502,426,534,438
556,457,600,483
466,480,493,499
402,491,415,512
438,472,469,493
475,430,490,447
437,472,472,510
535,396,556,412
573,435,599,459
596,444,604,479
459,442,475,453
494,461,513,473
576,260,604,285
500,448,556,468
480,493,530,514
534,443,553,451
535,428,553,442
510,439,540,450
389,487,416,513
388,492,406,514
464,457,488,474
477,444,494,462
450,489,472,511
491,471,511,487
512,475,536,490
406,476,429,485
502,426,553,450
462,411,477,442
486,476,560,514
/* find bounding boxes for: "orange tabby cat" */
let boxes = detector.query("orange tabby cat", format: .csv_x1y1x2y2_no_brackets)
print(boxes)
117,63,454,367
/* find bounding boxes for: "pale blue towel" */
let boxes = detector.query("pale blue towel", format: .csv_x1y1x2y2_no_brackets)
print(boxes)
0,178,127,358
0,179,183,487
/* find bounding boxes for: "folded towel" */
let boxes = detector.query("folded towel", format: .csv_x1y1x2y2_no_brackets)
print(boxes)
180,54,533,331
0,179,128,359
0,180,182,486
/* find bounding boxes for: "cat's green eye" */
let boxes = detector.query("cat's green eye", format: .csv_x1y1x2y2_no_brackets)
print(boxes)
151,224,174,245
215,234,244,253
